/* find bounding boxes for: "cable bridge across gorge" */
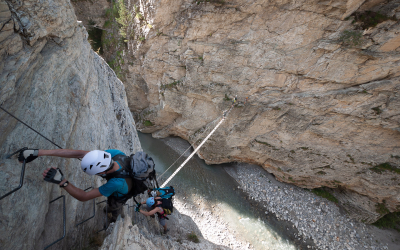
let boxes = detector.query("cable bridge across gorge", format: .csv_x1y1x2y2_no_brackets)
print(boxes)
0,96,242,249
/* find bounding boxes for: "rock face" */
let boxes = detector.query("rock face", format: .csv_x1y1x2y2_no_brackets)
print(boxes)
100,202,229,250
0,0,139,249
107,0,400,222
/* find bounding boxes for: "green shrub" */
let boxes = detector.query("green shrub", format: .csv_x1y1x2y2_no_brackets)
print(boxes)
116,0,134,39
311,188,338,203
373,212,400,232
352,11,396,29
143,120,153,126
187,232,199,243
161,80,179,90
376,201,390,215
339,30,364,47
370,162,400,174
223,93,231,101
372,106,382,114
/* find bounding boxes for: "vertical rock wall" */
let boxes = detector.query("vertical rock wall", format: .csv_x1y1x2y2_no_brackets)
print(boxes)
103,0,400,222
0,0,140,249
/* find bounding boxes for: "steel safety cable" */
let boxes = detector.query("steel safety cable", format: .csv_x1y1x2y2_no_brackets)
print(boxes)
160,100,237,188
158,145,192,180
160,116,226,188
0,106,63,149
159,96,244,188
158,123,216,180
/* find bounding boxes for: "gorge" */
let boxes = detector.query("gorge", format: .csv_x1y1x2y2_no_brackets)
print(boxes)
0,0,400,249
73,0,400,224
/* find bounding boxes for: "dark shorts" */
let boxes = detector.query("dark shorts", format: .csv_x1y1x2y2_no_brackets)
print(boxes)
107,196,125,221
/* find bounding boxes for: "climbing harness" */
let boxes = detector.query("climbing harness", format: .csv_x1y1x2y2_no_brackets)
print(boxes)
157,198,173,216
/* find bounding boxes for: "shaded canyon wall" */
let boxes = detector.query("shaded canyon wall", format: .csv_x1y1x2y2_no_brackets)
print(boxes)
99,0,400,223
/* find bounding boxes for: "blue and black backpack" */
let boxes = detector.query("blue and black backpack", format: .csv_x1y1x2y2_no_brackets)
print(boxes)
151,186,175,199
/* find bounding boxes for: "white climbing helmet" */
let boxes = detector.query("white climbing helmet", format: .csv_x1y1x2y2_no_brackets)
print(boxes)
81,150,113,175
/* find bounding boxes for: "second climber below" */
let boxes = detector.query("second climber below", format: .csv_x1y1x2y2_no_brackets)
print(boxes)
135,197,170,234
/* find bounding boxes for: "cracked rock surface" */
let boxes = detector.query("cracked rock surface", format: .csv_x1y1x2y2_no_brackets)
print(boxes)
98,0,400,222
0,0,140,249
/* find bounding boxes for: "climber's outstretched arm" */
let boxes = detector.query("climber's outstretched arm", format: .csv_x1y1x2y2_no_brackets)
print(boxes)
38,149,89,158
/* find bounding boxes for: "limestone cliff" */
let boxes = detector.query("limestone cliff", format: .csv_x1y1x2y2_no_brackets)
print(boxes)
0,0,140,249
94,0,400,223
100,201,230,250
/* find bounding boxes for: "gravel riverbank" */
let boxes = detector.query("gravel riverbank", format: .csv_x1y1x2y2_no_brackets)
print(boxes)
155,135,399,250
224,163,400,250
173,191,253,249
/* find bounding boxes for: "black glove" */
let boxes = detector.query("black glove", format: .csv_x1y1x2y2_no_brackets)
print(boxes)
44,168,65,184
18,149,39,163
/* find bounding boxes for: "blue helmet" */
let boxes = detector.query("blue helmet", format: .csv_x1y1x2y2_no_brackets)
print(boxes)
146,197,155,207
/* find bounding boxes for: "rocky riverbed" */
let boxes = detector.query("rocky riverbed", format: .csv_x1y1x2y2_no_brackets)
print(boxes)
224,163,400,250
172,192,252,249
142,134,400,250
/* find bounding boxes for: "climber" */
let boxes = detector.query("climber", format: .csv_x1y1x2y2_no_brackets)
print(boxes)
19,148,144,223
135,197,173,234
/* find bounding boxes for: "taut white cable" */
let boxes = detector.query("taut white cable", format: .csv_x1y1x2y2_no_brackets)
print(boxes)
160,117,226,188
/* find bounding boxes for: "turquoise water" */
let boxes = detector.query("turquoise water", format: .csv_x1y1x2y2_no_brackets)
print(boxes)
138,132,309,249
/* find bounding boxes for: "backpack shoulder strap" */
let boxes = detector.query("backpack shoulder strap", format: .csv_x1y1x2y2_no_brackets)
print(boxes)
112,154,130,169
106,154,134,191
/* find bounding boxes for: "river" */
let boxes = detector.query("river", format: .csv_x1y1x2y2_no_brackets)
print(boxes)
138,132,313,250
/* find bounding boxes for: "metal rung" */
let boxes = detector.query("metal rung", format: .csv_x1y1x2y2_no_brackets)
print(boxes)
0,147,28,201
96,200,107,205
96,200,108,233
125,203,135,212
43,195,66,250
75,187,95,226
125,203,137,224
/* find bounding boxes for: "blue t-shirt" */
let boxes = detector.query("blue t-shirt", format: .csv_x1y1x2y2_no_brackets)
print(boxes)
98,149,129,197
